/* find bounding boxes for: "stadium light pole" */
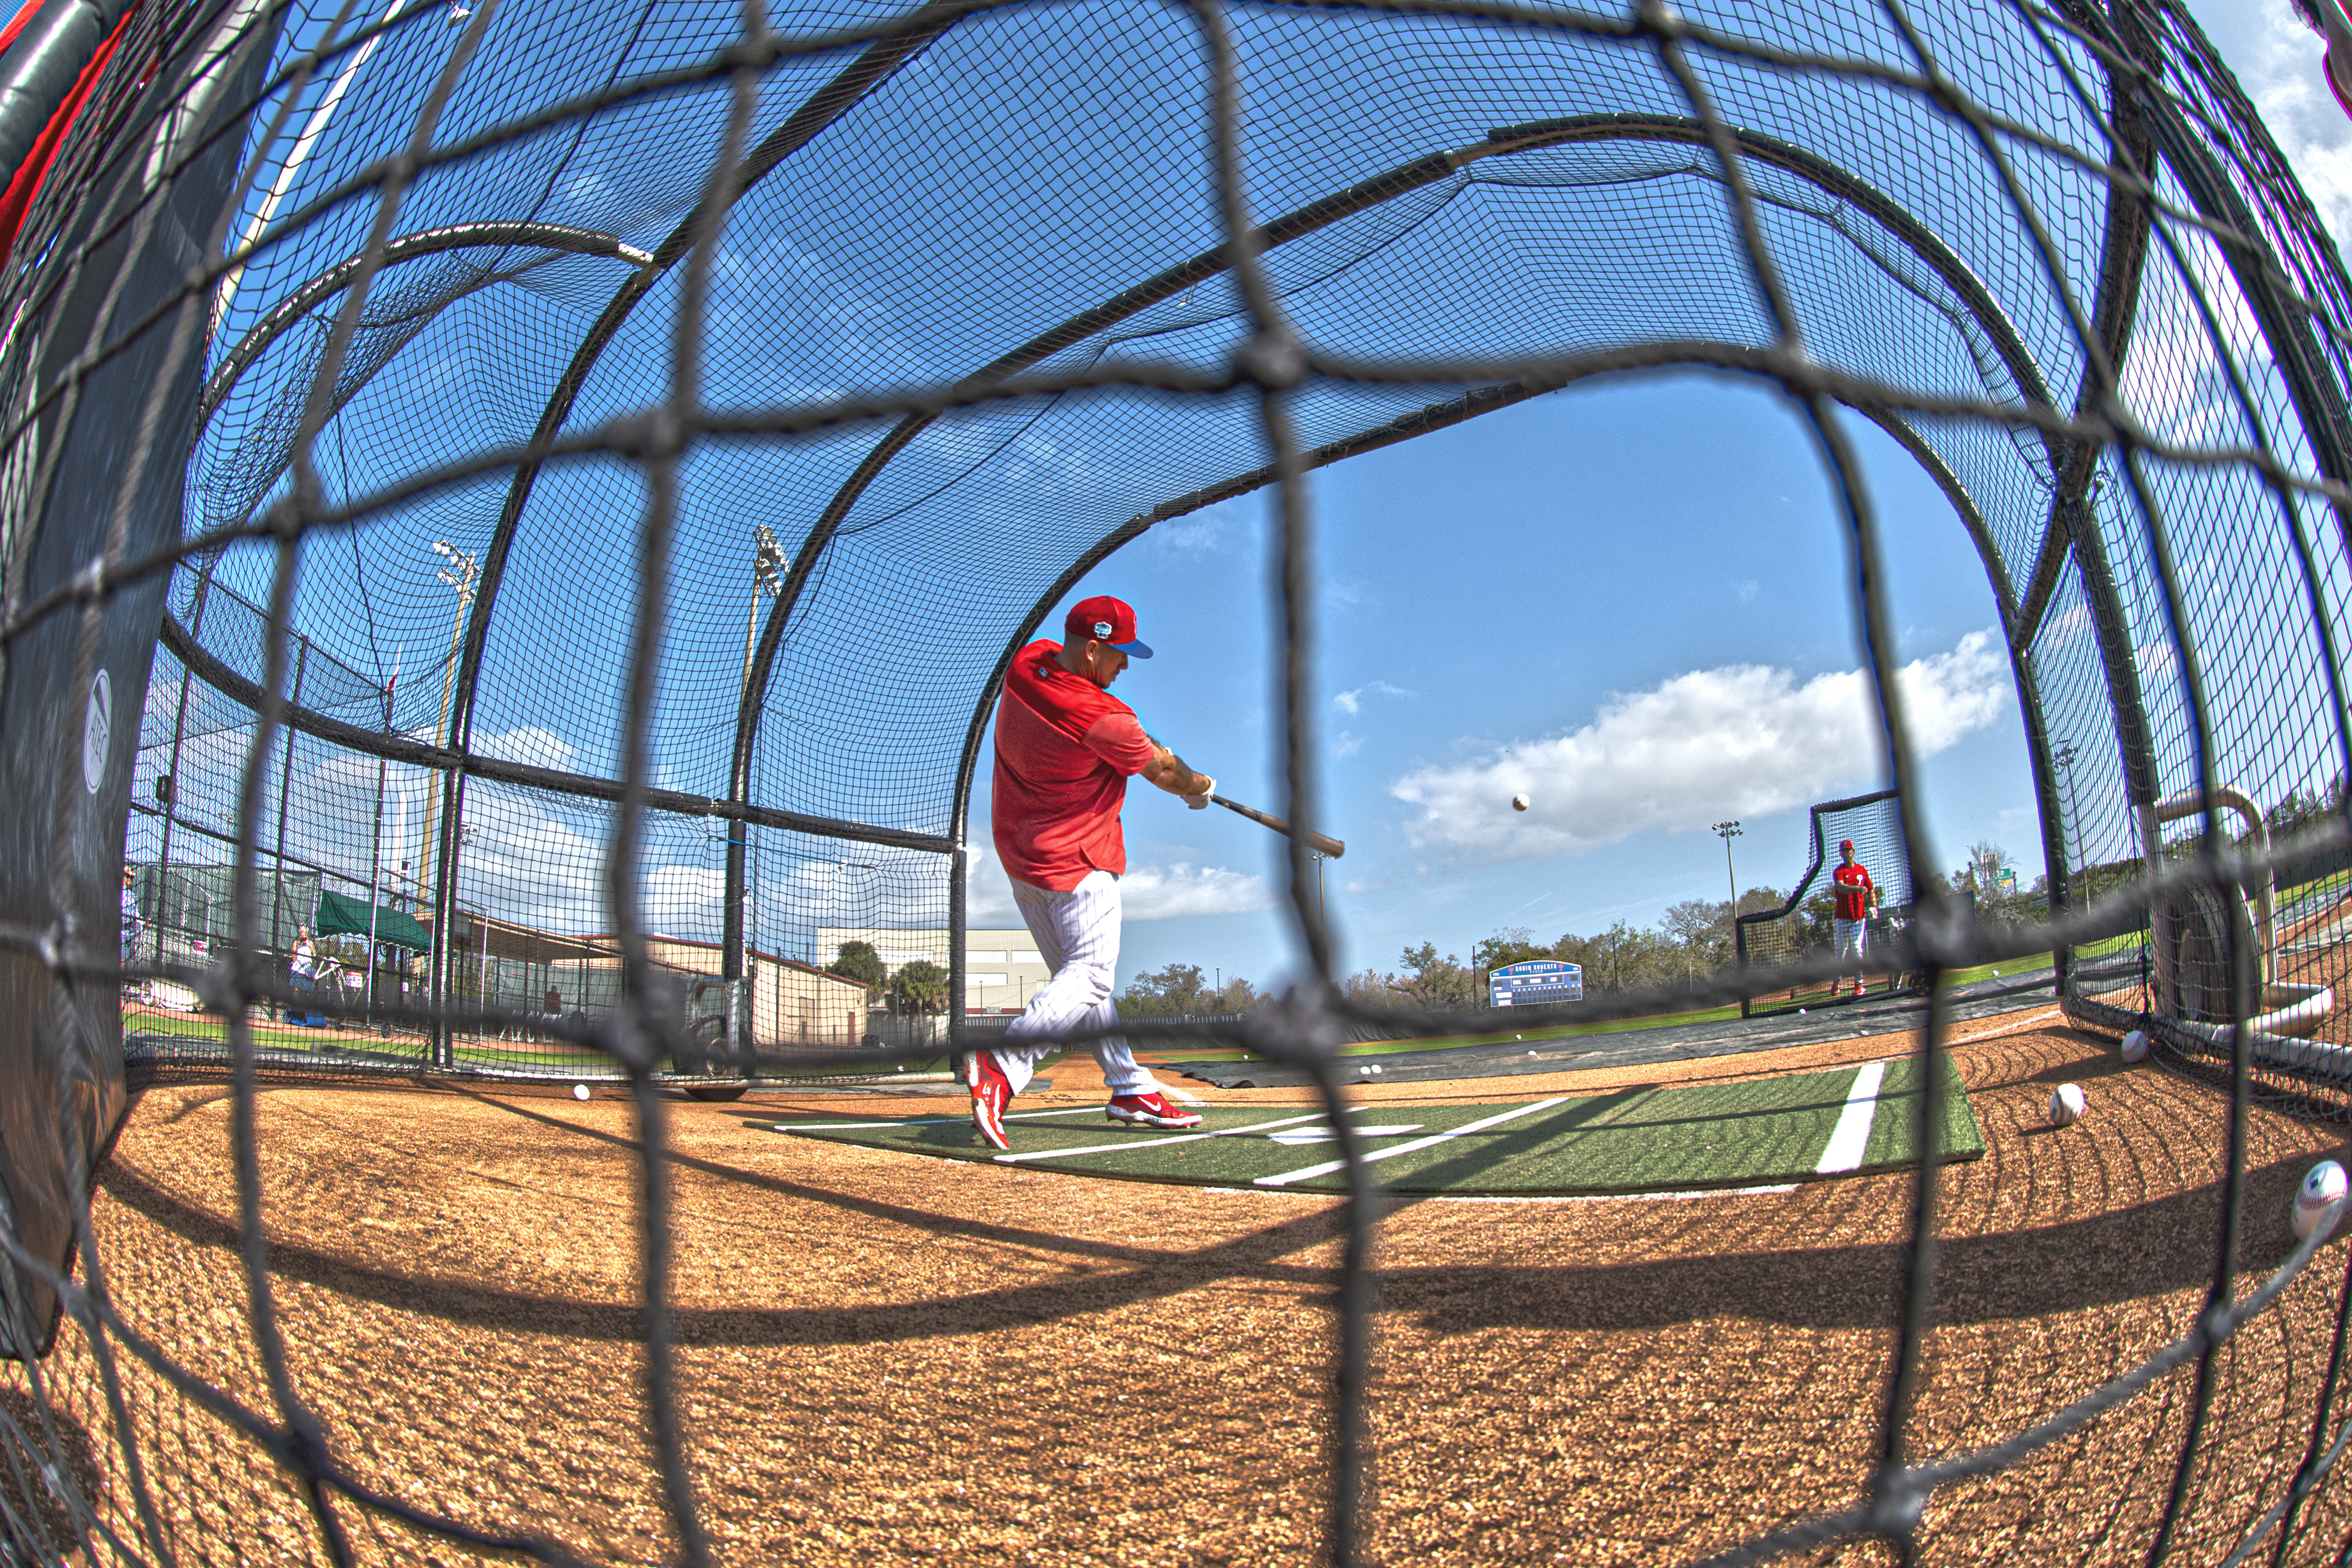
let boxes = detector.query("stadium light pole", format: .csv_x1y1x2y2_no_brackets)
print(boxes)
425,540,478,1067
1713,820,1743,911
420,542,479,885
724,525,788,1056
741,524,785,694
2052,741,2085,871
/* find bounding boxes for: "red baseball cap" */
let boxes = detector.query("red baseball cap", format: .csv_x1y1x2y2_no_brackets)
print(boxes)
1064,595,1153,659
1839,839,1855,852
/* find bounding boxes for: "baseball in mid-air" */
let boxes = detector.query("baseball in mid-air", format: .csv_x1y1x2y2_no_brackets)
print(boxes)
573,1084,590,1101
2120,1029,2151,1064
2048,1083,2086,1127
1511,793,1529,812
2296,1160,2348,1241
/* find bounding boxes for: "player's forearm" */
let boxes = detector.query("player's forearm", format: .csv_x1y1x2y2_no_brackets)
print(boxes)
1142,745,1212,798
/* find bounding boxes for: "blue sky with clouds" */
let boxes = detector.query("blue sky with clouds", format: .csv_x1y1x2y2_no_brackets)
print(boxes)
165,0,2331,990
973,378,2033,989
965,0,2345,995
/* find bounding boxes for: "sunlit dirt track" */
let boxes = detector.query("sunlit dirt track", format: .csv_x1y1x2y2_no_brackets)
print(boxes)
15,1013,2351,1566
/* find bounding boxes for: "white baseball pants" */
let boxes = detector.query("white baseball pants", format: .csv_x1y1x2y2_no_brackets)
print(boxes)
990,870,1157,1097
1833,916,1868,978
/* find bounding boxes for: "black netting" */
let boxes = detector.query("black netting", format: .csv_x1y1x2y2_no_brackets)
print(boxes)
1736,788,1917,1013
0,0,2344,1561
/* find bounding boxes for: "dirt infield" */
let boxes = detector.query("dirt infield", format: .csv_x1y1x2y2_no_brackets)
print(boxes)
11,1011,2351,1565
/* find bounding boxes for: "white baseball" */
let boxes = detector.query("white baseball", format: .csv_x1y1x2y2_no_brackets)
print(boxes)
573,1084,591,1101
2120,1029,2151,1064
2048,1083,2085,1127
1511,794,1529,812
2297,1161,2349,1242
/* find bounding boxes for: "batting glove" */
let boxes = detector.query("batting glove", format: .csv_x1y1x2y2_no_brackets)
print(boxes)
1186,777,1215,808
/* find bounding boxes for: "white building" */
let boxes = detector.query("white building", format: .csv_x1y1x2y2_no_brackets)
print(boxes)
814,926,1051,1014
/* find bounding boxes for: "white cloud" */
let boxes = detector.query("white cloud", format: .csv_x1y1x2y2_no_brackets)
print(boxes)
1333,679,1412,715
961,843,1269,925
1121,862,1275,920
1148,497,1252,555
1390,630,2010,866
2198,0,2352,245
474,726,578,769
643,864,724,914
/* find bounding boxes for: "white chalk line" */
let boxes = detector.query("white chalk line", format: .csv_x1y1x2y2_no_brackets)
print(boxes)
1197,1183,1803,1203
1255,1098,1572,1189
1435,1184,1803,1203
1815,1061,1888,1175
770,1105,1110,1132
992,1109,1349,1165
1946,1005,2063,1046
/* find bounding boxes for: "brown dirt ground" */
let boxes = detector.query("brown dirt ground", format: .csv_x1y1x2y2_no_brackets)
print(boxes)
13,1008,2352,1566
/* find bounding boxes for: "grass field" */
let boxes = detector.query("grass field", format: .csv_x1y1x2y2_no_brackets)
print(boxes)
762,1056,1982,1196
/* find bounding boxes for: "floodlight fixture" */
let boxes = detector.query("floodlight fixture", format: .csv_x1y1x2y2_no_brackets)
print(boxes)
1713,820,1743,910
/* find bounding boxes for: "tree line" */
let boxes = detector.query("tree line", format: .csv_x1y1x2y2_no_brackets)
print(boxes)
823,786,2349,1023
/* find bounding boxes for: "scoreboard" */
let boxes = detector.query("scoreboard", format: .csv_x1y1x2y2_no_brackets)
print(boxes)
1488,959,1584,1008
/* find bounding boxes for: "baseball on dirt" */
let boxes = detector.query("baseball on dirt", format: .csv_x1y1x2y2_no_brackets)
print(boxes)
573,1084,590,1101
2297,1160,2349,1242
2048,1083,2086,1127
2120,1029,2151,1064
1511,794,1530,812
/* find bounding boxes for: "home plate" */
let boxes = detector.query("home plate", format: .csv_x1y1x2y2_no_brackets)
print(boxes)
1268,1124,1424,1145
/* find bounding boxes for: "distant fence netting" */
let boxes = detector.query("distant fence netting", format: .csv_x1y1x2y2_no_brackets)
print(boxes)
1736,789,1917,1015
0,0,2342,1564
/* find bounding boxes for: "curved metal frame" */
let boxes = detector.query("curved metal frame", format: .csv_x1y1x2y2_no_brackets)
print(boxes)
169,91,2335,1058
919,115,2071,1028
194,219,655,431
425,3,964,1053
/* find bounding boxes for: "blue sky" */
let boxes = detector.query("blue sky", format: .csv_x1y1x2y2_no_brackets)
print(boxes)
974,375,2037,990
967,0,2352,996
153,0,2341,993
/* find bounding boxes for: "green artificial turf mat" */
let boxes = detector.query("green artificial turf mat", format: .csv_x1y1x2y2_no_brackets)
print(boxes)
757,1056,1982,1197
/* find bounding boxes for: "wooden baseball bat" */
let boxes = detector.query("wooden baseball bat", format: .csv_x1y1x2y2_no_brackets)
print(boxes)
1209,794,1345,858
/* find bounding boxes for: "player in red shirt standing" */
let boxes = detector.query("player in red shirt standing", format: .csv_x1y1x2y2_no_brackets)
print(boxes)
966,595,1217,1149
1830,839,1877,998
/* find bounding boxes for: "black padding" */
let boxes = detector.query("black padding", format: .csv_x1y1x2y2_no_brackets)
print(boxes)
0,0,135,190
0,13,269,1356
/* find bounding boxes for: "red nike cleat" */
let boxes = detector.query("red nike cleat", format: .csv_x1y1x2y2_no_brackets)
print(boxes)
969,1050,1012,1150
1105,1092,1203,1130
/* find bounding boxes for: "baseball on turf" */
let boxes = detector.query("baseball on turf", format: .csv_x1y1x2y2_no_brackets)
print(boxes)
2048,1083,2086,1127
573,1084,590,1101
2297,1160,2349,1241
2120,1029,2151,1064
1511,793,1530,812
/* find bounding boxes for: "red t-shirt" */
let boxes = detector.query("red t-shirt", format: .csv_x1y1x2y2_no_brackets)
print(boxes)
1833,861,1874,920
991,640,1157,891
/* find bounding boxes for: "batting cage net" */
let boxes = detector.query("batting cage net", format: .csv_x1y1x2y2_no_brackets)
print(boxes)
0,0,2348,1560
1736,789,1918,1016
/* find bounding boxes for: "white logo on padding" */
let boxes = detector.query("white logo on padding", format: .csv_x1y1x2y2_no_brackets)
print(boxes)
82,668,111,794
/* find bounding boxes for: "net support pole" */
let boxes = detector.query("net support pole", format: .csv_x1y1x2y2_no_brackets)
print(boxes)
426,769,463,1070
720,818,744,1051
947,840,967,1053
268,637,306,975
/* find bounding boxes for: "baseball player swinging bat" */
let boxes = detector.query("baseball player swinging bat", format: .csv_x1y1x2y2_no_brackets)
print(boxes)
1210,794,1345,858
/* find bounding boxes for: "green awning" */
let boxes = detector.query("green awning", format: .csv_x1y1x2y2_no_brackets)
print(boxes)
313,890,432,952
